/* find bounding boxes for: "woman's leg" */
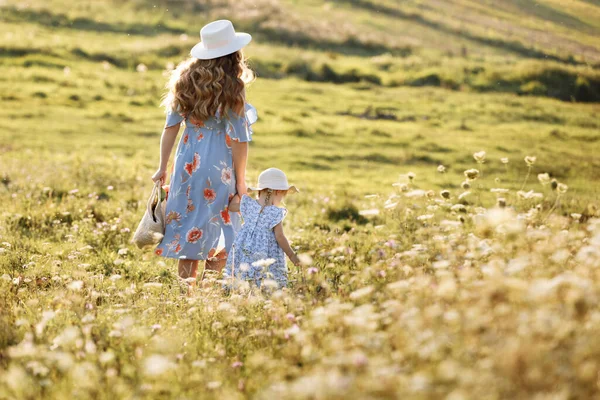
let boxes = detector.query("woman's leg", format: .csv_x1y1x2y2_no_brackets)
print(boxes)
178,259,199,280
178,259,200,296
205,252,227,273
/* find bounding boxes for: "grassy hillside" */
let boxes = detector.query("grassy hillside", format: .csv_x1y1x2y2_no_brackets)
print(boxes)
1,0,600,398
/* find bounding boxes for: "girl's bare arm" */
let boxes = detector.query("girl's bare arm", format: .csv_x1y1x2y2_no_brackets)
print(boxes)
274,223,300,266
152,123,180,183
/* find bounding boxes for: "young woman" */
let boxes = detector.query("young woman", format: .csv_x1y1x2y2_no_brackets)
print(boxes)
152,20,257,287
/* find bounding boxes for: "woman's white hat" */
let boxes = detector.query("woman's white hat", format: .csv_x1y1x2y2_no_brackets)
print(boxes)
190,20,251,60
249,168,298,193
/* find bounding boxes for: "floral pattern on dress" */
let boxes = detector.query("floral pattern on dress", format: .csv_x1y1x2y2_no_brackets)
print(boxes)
154,103,257,260
224,195,288,288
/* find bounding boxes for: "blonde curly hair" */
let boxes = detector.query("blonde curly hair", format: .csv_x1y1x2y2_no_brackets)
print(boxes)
161,50,254,122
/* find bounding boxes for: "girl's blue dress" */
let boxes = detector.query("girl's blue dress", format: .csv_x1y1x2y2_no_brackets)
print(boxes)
155,104,257,260
224,195,288,288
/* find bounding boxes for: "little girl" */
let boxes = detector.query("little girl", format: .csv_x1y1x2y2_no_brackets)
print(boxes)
224,168,300,288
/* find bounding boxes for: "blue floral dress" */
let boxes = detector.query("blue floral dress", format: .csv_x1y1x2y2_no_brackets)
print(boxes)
155,104,257,260
224,195,288,288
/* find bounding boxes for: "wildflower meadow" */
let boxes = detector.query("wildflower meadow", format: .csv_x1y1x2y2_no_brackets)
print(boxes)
2,0,600,399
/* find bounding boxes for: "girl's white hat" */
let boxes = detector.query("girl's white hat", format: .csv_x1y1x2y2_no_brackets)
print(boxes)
249,168,298,193
191,20,251,60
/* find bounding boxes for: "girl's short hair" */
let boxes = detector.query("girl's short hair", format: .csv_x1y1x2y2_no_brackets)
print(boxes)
162,51,254,122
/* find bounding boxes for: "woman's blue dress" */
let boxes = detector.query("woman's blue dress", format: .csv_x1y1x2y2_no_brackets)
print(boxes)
155,104,257,260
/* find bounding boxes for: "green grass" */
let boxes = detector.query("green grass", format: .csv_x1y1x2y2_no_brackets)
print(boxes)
2,0,600,398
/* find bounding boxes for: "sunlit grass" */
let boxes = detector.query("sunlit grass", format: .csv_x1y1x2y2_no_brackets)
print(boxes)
2,0,600,397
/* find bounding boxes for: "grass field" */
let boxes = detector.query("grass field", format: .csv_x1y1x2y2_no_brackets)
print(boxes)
2,0,600,398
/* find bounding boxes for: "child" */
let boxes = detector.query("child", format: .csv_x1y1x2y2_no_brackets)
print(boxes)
224,168,300,288
151,20,256,286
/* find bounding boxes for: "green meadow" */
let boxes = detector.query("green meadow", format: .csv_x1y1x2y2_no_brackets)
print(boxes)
1,0,600,398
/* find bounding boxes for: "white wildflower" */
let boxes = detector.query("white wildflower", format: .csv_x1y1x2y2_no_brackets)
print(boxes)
67,280,84,291
537,173,550,185
143,355,175,376
524,156,536,166
358,209,379,216
557,183,568,194
417,214,434,221
349,286,374,300
473,151,486,163
143,282,163,289
404,190,427,198
252,258,276,268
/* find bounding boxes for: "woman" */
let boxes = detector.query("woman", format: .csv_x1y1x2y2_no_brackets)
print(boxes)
151,20,257,287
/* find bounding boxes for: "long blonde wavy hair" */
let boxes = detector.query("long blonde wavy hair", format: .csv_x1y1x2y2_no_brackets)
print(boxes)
162,50,254,122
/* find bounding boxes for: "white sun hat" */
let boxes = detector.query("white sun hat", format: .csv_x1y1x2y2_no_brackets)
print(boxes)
190,20,251,60
249,168,299,193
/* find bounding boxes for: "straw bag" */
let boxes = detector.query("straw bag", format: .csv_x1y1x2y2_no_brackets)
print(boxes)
132,182,166,249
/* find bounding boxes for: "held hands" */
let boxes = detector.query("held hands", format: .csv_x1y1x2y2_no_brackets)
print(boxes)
236,181,248,197
152,168,166,184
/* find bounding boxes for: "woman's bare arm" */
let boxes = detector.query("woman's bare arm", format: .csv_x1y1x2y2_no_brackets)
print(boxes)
152,123,181,183
231,141,248,195
274,222,300,266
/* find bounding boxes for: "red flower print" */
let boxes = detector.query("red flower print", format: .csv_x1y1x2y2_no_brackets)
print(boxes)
154,248,163,256
190,118,205,128
221,167,232,185
186,185,191,198
175,244,182,253
166,236,179,251
186,227,203,243
225,134,232,148
193,152,200,170
197,132,204,141
183,134,189,145
184,162,194,176
165,211,182,224
186,199,195,213
204,188,216,202
184,153,201,176
221,207,231,225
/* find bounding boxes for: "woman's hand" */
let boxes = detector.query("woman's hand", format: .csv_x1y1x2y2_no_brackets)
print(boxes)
236,181,248,196
152,168,167,184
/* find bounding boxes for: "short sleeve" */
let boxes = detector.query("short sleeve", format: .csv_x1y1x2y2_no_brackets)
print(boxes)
240,195,255,218
165,109,184,128
269,208,287,230
225,103,257,143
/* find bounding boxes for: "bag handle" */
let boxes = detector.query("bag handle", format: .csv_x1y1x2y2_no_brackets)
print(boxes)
146,181,163,223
